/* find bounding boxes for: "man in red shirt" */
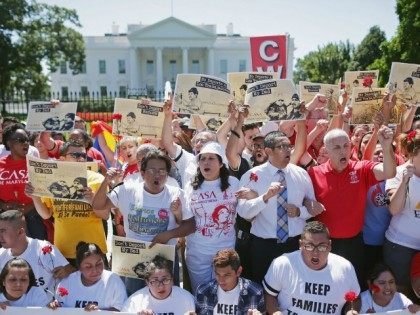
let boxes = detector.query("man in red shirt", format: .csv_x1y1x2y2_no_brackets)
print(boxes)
307,126,396,288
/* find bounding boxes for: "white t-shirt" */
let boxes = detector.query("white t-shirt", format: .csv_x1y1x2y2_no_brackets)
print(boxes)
360,290,412,313
171,144,197,188
385,164,420,250
185,176,239,254
0,144,39,159
122,285,195,314
108,182,193,244
263,251,360,315
57,270,127,310
0,286,50,307
0,237,69,292
214,284,240,315
125,172,180,187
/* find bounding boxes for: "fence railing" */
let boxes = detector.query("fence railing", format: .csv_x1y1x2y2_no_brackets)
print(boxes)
1,90,166,118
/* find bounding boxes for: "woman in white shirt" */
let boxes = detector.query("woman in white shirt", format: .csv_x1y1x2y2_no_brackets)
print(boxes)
50,242,126,311
122,255,194,314
184,142,240,293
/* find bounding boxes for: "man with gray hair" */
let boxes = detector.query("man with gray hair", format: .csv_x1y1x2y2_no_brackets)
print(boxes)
307,126,396,287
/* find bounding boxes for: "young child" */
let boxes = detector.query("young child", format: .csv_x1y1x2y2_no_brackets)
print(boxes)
0,258,50,309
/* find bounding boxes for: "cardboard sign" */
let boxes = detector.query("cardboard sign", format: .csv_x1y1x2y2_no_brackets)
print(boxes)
26,102,77,132
250,35,288,78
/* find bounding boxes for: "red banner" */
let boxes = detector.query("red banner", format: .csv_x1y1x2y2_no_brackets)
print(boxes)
250,35,288,78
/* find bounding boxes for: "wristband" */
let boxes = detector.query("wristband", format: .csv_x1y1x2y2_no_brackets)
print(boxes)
230,130,240,138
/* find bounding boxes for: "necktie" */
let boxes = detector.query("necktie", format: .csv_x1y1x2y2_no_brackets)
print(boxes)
276,169,288,242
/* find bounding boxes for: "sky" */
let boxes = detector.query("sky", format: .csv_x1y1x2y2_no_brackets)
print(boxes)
41,0,399,60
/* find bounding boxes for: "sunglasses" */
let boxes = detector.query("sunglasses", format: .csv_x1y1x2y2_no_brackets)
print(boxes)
65,152,87,159
11,137,29,144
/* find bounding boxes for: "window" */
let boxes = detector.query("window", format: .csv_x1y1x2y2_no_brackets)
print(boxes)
169,60,177,80
119,86,127,97
100,86,107,97
61,86,69,99
99,60,106,74
81,86,89,97
239,59,246,72
80,61,87,74
220,59,228,74
146,60,154,75
191,59,200,73
60,61,67,74
118,59,126,74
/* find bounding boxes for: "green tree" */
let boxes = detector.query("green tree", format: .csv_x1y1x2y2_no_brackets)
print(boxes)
0,0,85,102
294,41,353,84
371,0,420,86
348,26,386,71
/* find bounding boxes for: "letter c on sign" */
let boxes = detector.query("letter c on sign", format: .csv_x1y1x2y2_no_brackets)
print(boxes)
259,40,279,62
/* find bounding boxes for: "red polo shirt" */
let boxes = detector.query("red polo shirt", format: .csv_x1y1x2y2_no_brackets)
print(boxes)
0,156,32,205
308,159,379,238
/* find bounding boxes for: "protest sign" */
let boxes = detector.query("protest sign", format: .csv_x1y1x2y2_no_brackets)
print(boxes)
344,70,380,98
350,87,385,124
111,236,176,280
173,74,231,116
85,161,99,173
299,81,340,114
27,156,88,201
26,102,77,132
250,35,288,78
112,98,164,138
227,72,278,106
188,115,225,132
244,79,304,121
388,62,420,107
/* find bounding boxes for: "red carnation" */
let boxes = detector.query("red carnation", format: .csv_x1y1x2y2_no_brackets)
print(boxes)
41,245,53,255
58,287,69,297
340,82,346,90
407,130,417,142
112,113,122,120
344,291,358,302
369,284,381,294
249,173,258,182
362,76,373,88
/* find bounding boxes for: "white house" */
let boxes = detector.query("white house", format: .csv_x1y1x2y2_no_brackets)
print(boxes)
50,17,294,99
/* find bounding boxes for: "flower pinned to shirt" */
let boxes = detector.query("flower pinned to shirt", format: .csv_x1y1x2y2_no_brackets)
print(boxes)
344,291,358,302
249,173,259,182
407,130,417,143
340,82,346,90
41,245,53,255
112,113,122,121
369,283,381,294
362,76,373,88
58,287,69,297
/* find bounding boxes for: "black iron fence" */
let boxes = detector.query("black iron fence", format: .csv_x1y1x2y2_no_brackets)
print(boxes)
1,90,166,119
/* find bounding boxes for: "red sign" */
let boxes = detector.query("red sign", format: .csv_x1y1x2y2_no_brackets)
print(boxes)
250,35,288,78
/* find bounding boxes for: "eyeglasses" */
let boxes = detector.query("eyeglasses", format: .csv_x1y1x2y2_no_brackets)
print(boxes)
11,137,29,144
148,278,172,287
301,243,329,252
252,143,264,150
144,169,168,176
274,144,293,151
65,152,87,159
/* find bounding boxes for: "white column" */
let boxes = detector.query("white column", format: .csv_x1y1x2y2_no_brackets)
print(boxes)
156,47,163,92
129,48,139,89
182,47,189,73
207,47,214,75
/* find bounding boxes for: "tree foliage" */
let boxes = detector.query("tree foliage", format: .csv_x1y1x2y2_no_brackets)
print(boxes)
0,0,85,100
294,41,353,84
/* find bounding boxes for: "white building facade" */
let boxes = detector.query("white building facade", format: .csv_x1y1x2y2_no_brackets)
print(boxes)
51,17,294,98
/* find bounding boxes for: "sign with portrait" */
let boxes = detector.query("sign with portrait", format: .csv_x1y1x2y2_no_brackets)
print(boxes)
173,74,232,116
299,81,340,113
26,102,77,132
112,98,164,138
344,70,380,98
250,35,288,78
388,62,420,107
350,87,385,124
27,156,88,201
227,72,278,106
111,236,176,280
244,79,304,121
